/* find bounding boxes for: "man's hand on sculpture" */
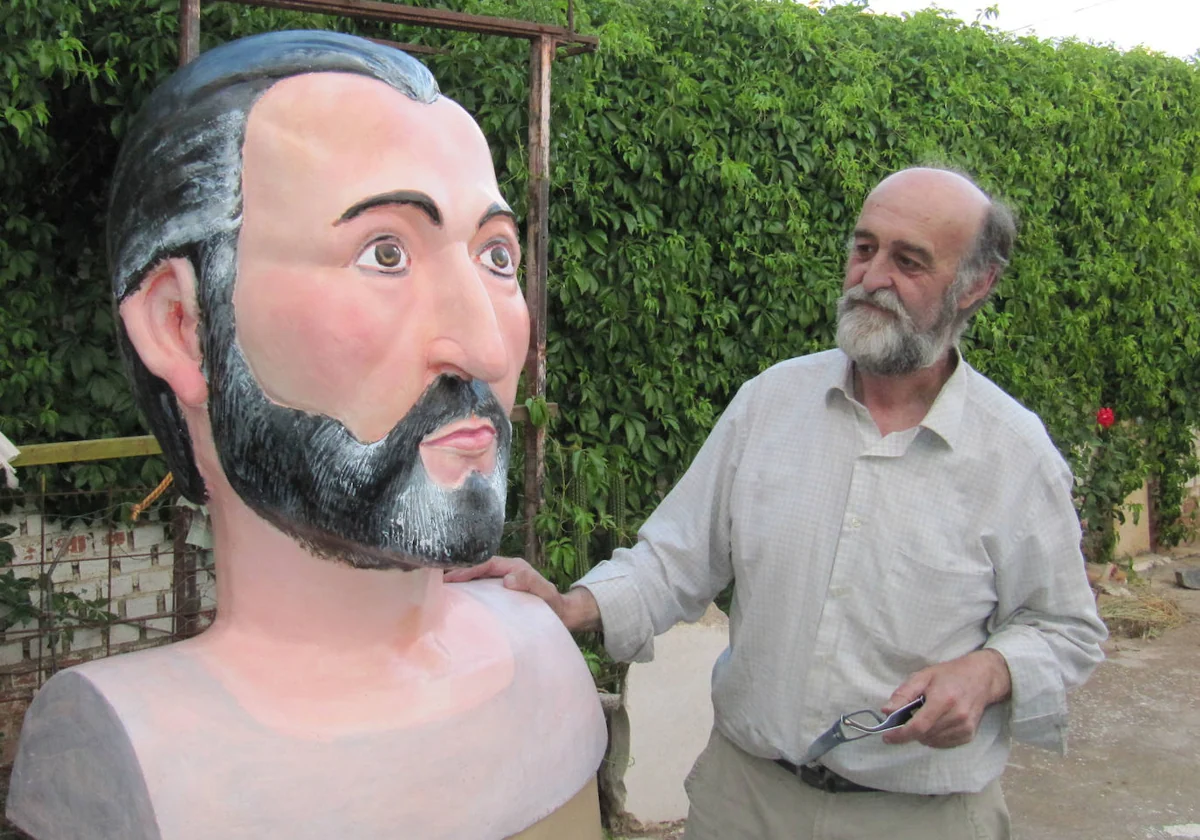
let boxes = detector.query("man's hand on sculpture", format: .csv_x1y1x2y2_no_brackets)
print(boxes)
443,558,603,633
880,649,1012,749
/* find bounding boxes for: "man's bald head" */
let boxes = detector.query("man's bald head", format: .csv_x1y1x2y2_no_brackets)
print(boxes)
837,166,1017,376
863,165,1016,319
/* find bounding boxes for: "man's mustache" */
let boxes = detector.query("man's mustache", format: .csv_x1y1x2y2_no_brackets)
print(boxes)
840,286,909,321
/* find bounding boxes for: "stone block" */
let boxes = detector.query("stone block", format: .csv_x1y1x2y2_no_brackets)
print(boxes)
100,529,136,559
0,641,26,667
622,604,730,825
109,574,135,599
67,626,105,653
8,550,42,579
49,533,93,561
1176,569,1200,590
75,558,110,581
20,514,63,537
124,595,159,620
146,617,173,636
26,635,55,661
109,623,140,646
59,581,103,601
132,523,167,552
118,551,154,573
48,560,75,585
137,569,173,595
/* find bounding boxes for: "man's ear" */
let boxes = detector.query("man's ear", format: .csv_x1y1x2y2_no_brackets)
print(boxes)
957,264,998,313
119,258,208,408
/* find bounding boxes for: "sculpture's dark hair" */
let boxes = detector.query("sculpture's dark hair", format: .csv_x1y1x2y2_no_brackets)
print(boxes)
107,31,440,502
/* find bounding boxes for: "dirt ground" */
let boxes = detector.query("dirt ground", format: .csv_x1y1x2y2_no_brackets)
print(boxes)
1003,550,1200,840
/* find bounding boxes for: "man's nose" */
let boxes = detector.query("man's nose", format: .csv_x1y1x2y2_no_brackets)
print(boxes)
424,250,511,385
859,252,893,294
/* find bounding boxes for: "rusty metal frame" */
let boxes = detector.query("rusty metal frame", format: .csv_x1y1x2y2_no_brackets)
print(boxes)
178,1,596,567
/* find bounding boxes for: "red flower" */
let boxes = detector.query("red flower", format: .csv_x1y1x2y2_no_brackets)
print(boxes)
1096,407,1115,429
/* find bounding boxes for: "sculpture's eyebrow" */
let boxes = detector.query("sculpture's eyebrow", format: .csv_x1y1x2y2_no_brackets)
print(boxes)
478,203,517,230
336,190,442,226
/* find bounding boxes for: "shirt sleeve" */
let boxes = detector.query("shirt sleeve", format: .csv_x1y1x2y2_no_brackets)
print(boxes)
573,382,750,663
983,453,1107,753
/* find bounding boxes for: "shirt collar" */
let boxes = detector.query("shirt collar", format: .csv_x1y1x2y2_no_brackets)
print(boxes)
919,348,968,449
825,348,969,450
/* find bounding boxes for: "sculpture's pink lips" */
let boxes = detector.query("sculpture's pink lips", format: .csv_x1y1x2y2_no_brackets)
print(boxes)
420,419,497,454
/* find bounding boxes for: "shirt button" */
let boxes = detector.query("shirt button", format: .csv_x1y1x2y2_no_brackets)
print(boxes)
849,517,862,529
829,586,850,599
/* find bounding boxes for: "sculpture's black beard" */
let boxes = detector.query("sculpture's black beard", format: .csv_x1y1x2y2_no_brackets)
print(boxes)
198,235,510,569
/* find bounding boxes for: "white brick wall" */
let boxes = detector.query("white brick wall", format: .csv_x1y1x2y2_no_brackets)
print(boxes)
2,504,212,675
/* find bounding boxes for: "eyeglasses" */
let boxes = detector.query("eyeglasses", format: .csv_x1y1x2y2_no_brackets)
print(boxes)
796,694,926,765
839,694,926,738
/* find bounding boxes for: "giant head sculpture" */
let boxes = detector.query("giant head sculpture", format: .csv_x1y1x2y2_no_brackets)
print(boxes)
110,30,529,570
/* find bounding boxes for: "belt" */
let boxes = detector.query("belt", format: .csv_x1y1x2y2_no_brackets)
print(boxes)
773,759,882,794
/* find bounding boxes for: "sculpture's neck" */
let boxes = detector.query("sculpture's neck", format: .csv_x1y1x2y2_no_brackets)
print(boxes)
205,491,446,650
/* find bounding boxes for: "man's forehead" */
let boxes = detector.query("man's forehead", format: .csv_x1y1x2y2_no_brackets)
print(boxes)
857,170,988,257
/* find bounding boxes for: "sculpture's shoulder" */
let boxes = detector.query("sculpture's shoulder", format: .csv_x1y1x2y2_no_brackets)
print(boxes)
7,664,160,840
455,580,608,829
460,578,604,727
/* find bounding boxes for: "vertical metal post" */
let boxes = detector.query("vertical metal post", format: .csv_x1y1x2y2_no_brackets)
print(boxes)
171,505,199,639
180,0,201,66
523,35,554,569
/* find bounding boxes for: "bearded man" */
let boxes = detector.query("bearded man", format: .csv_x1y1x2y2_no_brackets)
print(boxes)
449,167,1106,839
6,31,605,840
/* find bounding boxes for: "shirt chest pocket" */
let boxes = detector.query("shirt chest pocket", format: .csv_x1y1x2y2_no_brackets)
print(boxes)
864,549,997,669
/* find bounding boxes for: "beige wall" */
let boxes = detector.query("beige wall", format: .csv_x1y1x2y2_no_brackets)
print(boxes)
1114,481,1151,559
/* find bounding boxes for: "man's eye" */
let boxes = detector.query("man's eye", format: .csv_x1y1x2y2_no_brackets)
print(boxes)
479,242,516,277
896,255,920,270
853,243,874,258
355,238,409,274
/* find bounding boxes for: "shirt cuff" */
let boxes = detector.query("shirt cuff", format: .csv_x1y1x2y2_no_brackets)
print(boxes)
574,563,655,663
985,627,1069,753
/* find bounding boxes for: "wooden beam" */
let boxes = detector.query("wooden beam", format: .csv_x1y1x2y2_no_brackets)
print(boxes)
523,34,554,570
180,0,201,65
10,436,163,467
219,0,598,47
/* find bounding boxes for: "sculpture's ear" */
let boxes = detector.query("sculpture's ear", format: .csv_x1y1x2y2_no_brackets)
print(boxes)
119,258,208,408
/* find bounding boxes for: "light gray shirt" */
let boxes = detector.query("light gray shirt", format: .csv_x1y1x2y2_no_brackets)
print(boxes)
577,349,1106,795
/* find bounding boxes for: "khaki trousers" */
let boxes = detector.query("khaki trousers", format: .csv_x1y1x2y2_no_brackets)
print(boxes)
683,728,1010,840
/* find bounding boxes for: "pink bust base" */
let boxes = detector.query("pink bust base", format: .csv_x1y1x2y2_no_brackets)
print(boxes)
7,578,606,839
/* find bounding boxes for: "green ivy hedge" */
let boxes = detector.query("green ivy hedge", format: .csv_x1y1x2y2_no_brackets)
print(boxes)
2,0,1198,567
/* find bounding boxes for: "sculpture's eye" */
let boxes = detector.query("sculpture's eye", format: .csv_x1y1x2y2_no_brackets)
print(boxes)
479,242,516,277
355,238,409,274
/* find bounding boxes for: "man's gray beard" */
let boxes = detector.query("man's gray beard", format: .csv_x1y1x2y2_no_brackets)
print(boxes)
835,285,960,376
